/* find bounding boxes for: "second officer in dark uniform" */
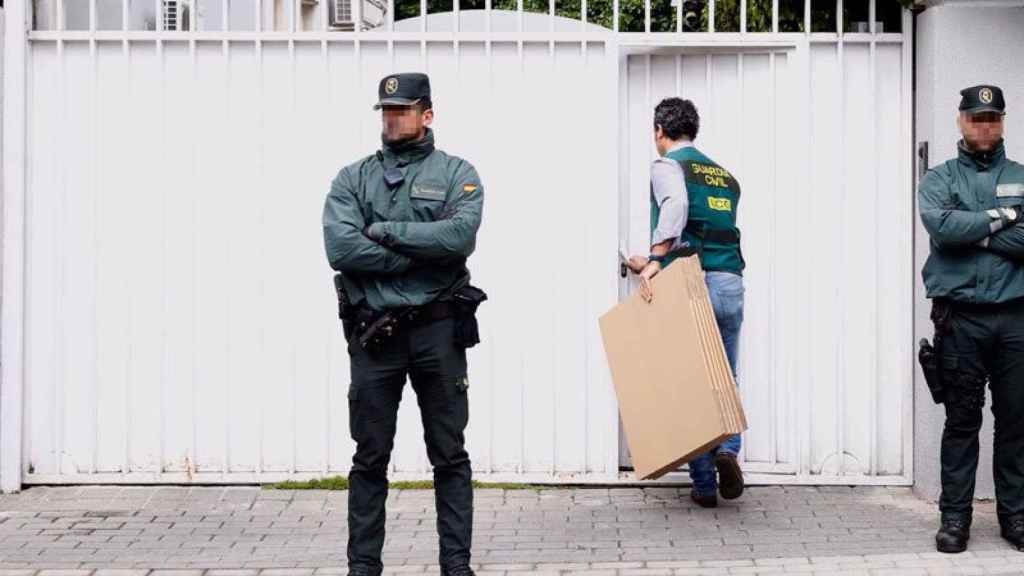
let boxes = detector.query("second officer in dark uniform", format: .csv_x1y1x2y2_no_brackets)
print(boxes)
322,72,485,576
919,84,1024,554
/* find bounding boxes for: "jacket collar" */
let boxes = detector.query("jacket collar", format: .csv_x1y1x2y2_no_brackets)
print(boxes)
958,139,1006,171
381,128,436,167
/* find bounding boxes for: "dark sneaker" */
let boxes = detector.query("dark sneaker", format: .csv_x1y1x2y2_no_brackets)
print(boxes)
936,516,971,554
442,566,476,576
1001,514,1024,551
690,490,718,508
715,452,745,500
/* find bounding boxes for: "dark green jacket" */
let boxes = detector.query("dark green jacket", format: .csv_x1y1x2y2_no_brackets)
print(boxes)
919,141,1024,304
322,129,484,310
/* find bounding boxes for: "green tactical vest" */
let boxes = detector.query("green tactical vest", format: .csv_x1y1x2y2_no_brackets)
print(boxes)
650,145,745,274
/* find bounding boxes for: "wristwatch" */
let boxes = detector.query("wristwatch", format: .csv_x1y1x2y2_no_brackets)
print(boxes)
648,254,668,265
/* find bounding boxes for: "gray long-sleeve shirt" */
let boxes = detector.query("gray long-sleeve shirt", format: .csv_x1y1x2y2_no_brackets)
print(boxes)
650,142,692,247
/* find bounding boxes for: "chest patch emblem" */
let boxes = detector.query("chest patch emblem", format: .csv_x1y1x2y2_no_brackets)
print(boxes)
708,197,733,212
411,183,447,201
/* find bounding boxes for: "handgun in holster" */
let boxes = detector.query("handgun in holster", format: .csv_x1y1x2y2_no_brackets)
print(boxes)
919,299,953,405
357,309,405,355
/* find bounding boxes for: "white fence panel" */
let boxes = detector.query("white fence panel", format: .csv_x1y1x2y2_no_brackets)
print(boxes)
619,36,912,482
22,36,619,483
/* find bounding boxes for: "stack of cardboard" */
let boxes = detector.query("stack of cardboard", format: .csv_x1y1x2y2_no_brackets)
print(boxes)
599,256,748,480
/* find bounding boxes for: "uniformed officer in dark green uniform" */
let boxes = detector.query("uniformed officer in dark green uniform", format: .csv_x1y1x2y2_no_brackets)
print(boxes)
322,72,484,576
919,84,1024,554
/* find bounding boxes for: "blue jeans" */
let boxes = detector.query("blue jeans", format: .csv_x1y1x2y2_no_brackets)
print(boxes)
689,271,745,496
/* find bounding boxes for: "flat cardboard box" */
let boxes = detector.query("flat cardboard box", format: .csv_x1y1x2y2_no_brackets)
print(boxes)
599,256,748,480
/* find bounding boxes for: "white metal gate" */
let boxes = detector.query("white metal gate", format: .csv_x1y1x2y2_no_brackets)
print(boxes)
618,28,914,484
3,0,913,490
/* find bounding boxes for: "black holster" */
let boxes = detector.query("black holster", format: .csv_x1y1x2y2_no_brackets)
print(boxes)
452,285,488,348
333,274,358,340
919,299,953,405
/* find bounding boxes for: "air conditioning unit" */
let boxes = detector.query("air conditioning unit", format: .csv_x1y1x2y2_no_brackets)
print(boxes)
162,0,192,31
328,0,354,28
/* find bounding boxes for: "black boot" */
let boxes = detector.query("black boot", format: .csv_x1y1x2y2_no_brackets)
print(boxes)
442,566,476,576
936,516,971,554
1001,514,1024,551
715,452,745,500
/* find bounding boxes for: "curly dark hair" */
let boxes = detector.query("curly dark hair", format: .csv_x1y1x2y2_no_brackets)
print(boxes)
654,98,699,141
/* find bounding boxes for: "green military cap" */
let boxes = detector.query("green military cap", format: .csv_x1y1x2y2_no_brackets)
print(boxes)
373,72,431,110
959,84,1006,115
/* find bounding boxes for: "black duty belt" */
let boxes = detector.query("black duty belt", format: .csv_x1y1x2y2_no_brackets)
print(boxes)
357,301,456,326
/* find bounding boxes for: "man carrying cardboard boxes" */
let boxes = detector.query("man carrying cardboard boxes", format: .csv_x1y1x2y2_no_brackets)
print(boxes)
626,97,746,508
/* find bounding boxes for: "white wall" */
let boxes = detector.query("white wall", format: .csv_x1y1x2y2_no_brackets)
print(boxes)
914,2,1024,502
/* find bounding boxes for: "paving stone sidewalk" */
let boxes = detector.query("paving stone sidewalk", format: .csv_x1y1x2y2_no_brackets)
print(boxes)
0,486,1021,575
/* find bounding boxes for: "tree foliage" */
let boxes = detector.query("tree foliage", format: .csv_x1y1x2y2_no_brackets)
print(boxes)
393,0,907,33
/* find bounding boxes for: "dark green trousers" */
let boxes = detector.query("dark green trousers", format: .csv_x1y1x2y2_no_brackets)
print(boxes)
346,317,472,572
938,299,1024,521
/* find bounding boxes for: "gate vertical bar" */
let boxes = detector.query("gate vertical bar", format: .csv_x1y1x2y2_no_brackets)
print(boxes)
222,24,232,479
795,31,812,481
768,49,779,468
900,6,914,482
55,0,67,477
1,0,29,493
868,0,879,476
836,0,846,476
91,0,101,476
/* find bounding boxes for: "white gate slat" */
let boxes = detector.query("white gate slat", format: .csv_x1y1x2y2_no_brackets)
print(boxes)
519,42,557,474
292,42,334,472
808,43,843,475
223,41,264,473
876,43,910,476
125,42,165,474
193,41,234,473
161,41,201,474
771,51,797,469
94,41,132,474
841,43,875,477
61,41,100,476
26,43,61,477
736,53,775,467
485,42,526,473
259,41,298,472
553,42,588,474
585,41,618,475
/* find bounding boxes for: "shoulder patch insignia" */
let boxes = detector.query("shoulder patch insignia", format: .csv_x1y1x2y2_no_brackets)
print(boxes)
463,184,479,194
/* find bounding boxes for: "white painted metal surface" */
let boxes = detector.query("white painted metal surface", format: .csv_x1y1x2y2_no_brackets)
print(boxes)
619,15,914,483
20,32,619,485
7,0,913,487
3,2,29,493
